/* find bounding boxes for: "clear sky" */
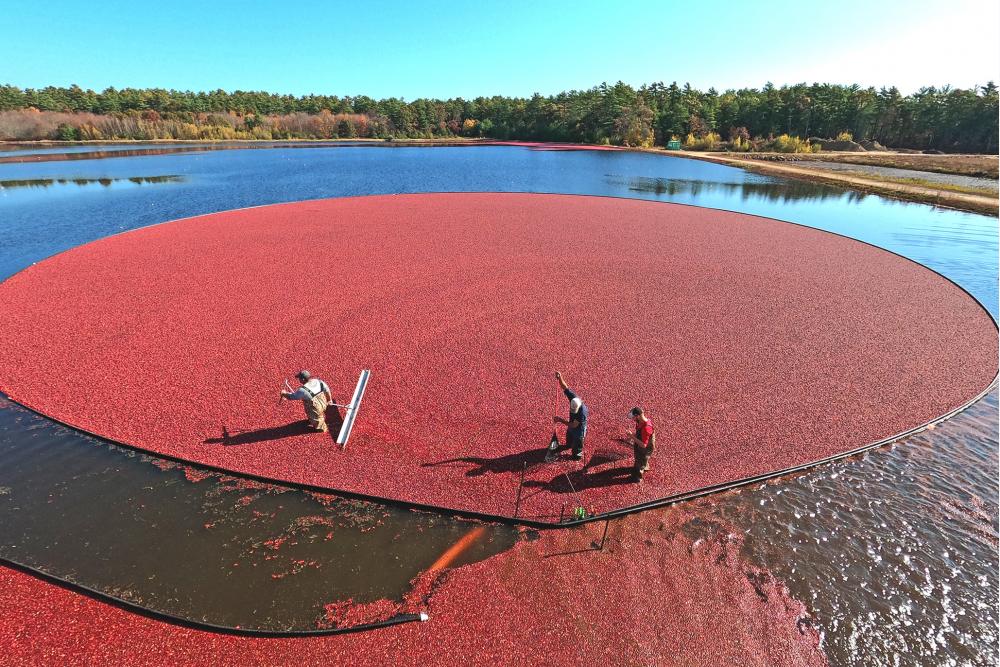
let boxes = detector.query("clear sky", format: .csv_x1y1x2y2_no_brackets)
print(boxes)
4,0,998,98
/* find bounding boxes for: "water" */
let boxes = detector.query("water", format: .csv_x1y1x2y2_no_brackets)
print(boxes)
0,396,518,630
682,390,998,666
0,174,183,189
0,144,996,654
0,140,379,159
0,142,225,158
1,146,994,312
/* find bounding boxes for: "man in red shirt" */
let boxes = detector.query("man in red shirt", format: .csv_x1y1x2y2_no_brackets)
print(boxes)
625,407,654,482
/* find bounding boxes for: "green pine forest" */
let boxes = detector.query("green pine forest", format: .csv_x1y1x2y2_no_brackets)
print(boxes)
0,81,996,153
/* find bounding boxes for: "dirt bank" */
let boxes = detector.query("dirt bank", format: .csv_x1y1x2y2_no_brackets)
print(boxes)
681,152,998,216
714,151,998,179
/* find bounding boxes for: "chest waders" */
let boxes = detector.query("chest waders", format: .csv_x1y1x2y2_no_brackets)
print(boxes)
633,430,654,480
302,383,330,432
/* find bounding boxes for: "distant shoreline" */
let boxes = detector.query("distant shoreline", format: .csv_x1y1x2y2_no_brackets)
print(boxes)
2,139,995,216
0,137,483,147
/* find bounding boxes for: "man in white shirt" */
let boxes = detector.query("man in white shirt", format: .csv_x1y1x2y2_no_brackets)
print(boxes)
280,370,333,432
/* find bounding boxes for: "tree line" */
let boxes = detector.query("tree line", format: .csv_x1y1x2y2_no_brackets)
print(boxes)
0,81,996,153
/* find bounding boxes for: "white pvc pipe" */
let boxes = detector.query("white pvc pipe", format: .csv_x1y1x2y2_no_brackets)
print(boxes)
336,369,370,448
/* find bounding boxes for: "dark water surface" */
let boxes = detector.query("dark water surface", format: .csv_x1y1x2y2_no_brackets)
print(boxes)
0,145,996,658
0,396,518,630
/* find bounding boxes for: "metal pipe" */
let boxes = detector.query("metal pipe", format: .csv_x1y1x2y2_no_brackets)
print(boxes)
597,519,611,551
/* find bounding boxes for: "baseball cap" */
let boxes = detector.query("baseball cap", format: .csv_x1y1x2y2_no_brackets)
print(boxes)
297,370,311,382
629,407,643,418
570,397,583,413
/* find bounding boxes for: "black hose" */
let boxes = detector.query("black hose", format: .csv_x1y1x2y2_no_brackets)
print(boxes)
2,377,991,637
0,557,427,637
4,371,996,530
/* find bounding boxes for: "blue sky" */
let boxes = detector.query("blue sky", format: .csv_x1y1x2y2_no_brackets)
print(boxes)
5,0,998,98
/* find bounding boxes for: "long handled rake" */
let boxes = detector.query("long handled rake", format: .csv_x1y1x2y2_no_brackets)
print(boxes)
545,381,561,462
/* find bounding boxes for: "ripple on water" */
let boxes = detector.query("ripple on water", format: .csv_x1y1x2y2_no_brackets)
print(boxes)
683,390,998,666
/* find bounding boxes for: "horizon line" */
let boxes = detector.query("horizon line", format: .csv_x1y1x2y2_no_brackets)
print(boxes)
4,79,997,102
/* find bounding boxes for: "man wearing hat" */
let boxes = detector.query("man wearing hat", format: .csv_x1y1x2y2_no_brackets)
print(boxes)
625,407,655,482
552,371,588,461
281,370,333,433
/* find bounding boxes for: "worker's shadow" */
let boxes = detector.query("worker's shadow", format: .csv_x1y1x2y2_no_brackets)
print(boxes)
523,450,635,492
204,404,345,446
421,446,555,477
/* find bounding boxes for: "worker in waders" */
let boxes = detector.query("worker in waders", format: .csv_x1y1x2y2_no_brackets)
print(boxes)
281,370,333,432
625,407,654,482
552,371,588,461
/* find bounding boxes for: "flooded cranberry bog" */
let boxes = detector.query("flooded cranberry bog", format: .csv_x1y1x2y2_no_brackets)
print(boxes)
0,193,994,521
0,143,996,666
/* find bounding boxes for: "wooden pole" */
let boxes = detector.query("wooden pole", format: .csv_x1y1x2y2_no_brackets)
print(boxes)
513,461,526,519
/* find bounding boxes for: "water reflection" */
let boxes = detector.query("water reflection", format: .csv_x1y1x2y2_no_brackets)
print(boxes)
0,146,230,164
0,141,473,164
608,174,867,204
0,396,517,631
0,175,183,190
